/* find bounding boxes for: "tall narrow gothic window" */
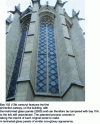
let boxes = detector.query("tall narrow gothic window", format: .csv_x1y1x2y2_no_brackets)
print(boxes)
7,28,28,98
36,19,59,94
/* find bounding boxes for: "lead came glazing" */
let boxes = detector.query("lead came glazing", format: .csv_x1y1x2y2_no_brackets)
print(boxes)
48,24,59,93
36,19,59,94
7,28,27,98
36,24,47,92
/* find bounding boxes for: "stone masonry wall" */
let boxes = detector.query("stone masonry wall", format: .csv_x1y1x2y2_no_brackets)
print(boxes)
6,13,21,97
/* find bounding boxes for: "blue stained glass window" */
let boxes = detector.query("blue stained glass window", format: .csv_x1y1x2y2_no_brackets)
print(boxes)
36,19,59,94
48,25,59,94
36,23,47,92
7,28,27,98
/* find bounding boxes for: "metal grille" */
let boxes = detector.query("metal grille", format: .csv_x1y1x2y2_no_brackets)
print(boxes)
36,19,59,94
7,28,27,98
36,24,47,92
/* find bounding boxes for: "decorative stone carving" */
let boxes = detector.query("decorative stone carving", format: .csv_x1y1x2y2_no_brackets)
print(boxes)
39,5,56,23
8,3,21,15
72,9,85,21
54,0,68,9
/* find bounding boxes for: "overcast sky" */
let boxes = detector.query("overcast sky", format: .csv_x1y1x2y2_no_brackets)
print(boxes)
6,0,85,32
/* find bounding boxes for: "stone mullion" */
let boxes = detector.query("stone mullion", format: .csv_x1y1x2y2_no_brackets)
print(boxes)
46,24,49,93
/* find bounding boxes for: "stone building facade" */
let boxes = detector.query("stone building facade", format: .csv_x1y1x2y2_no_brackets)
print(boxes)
6,0,85,101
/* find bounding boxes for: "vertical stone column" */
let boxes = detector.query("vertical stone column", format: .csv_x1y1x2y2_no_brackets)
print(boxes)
55,2,84,101
29,0,40,91
70,16,85,91
15,1,40,101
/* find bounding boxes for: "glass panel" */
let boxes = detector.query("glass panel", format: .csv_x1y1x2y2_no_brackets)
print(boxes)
36,23,47,93
7,28,27,98
48,24,59,94
36,20,59,94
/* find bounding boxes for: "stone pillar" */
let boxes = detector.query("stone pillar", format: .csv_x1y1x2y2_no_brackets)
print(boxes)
70,15,85,98
6,11,22,98
29,0,40,92
55,2,84,101
15,0,40,101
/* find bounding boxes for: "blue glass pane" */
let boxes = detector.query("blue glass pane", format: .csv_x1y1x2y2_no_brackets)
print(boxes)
36,24,47,93
48,24,59,94
36,20,59,94
7,28,27,98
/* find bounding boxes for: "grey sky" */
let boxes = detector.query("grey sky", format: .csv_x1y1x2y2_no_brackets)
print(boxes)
6,0,85,32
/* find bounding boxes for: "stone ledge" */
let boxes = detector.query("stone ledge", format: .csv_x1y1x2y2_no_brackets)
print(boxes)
61,80,84,97
6,96,15,101
34,80,84,98
64,36,71,40
17,76,30,82
16,77,84,98
68,54,75,57
24,51,32,53
62,23,67,26
30,21,36,23
32,11,38,13
16,77,35,97
27,34,34,36
60,13,65,16
34,92,62,98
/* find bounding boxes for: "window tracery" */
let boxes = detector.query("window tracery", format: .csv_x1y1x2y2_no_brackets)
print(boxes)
36,18,59,94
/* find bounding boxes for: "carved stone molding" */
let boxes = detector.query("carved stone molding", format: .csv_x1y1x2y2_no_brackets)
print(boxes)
39,5,56,24
20,13,31,31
